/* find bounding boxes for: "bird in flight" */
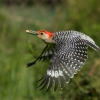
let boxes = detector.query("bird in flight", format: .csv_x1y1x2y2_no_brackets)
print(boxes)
26,30,100,92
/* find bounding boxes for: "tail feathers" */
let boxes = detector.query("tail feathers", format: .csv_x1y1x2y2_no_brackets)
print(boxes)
86,41,100,51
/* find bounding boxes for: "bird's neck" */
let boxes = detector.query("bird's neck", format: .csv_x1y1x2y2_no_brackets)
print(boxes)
43,36,55,43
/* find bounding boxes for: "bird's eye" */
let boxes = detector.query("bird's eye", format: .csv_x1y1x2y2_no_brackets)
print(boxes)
40,32,44,35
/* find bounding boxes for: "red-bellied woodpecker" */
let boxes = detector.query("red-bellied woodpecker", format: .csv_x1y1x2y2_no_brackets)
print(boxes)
26,30,100,92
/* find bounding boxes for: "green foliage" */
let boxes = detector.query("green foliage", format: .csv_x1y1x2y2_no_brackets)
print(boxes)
0,0,100,100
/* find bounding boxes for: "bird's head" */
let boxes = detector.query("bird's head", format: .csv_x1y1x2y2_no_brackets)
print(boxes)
26,30,54,43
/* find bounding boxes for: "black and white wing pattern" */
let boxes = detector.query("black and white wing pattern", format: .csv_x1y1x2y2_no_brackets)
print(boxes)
37,36,88,92
27,44,55,67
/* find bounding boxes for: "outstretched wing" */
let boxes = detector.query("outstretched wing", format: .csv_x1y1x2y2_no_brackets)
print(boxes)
27,44,55,67
37,36,88,92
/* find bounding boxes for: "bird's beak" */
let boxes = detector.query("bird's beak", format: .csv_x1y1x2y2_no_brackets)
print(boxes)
26,30,38,35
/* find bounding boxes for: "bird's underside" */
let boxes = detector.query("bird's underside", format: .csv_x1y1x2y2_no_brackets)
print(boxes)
27,31,100,92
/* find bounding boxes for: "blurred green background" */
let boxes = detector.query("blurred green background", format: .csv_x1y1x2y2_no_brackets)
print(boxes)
0,0,100,100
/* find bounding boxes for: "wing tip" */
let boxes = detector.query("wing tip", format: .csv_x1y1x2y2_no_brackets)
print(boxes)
26,62,36,67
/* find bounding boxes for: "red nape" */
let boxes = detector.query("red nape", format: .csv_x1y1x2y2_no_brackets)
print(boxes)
39,30,54,38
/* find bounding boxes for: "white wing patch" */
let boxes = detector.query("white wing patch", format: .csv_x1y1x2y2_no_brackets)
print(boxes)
47,69,63,78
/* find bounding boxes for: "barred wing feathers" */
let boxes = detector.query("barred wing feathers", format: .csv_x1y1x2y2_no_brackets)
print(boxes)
37,36,88,92
80,32,100,51
27,44,55,67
